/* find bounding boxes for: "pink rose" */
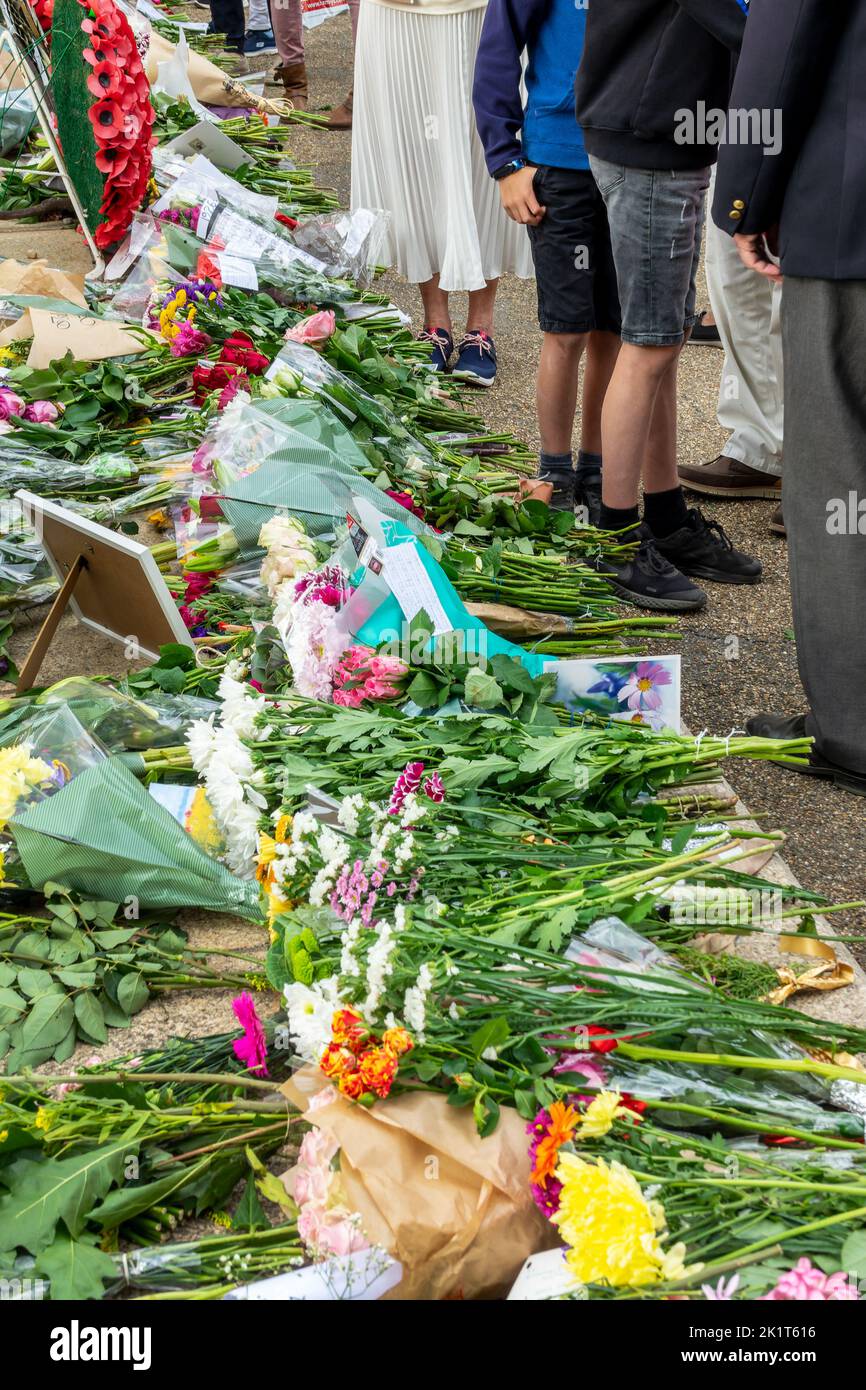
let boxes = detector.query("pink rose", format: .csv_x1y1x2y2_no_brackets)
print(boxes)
0,388,24,421
22,400,60,424
285,309,336,348
293,1164,330,1207
298,1126,339,1170
313,1209,369,1259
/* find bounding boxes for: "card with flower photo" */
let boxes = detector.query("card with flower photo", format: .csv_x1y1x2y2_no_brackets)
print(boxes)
543,656,681,732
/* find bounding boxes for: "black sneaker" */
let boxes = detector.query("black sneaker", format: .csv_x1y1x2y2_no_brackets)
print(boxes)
244,29,277,54
576,475,602,528
538,469,575,512
653,508,762,585
595,524,707,612
746,713,866,796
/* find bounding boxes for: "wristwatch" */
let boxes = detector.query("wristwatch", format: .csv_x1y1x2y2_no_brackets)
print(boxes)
492,158,528,181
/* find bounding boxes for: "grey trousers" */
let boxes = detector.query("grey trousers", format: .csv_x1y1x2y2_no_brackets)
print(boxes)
782,277,866,773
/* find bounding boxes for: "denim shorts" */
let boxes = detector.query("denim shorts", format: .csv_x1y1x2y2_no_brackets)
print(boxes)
589,156,711,347
527,166,621,336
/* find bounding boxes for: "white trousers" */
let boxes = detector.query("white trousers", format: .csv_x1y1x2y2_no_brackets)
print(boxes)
706,170,784,477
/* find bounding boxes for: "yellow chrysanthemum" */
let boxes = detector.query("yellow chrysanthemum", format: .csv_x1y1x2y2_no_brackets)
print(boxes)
0,745,55,829
553,1153,691,1289
274,813,292,844
576,1090,634,1140
34,1107,53,1132
175,288,187,307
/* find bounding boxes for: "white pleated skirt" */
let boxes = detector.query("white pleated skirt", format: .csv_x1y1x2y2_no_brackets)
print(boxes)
351,2,534,292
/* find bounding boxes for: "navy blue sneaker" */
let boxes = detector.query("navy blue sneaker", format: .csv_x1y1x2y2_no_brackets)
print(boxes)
453,330,497,388
419,327,454,374
244,29,277,54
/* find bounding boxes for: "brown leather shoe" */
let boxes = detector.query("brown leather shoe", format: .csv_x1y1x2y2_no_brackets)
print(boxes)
678,455,782,500
769,503,786,537
274,62,308,109
326,89,353,130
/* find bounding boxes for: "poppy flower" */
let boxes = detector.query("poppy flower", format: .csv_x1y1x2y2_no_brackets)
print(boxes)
82,44,117,66
88,98,123,140
86,60,123,99
94,145,129,176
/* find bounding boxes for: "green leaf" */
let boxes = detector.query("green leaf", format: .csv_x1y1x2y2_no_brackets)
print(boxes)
97,992,131,1030
151,665,187,694
0,964,16,988
16,968,55,1000
232,1175,269,1233
464,667,505,710
245,1146,297,1217
469,1016,511,1058
74,992,107,1043
0,987,26,1027
11,932,52,962
536,906,579,953
53,1025,77,1065
841,1231,866,1280
91,928,138,949
20,993,74,1053
406,671,444,709
116,972,149,1016
35,1230,117,1300
513,1088,538,1121
0,1141,131,1254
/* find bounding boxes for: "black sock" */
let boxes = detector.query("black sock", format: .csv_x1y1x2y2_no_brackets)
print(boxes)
576,450,603,483
644,486,689,538
600,502,640,534
538,450,574,481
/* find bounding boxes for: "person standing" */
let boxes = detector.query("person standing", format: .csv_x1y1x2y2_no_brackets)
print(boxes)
575,0,761,612
678,167,785,529
714,0,866,794
270,0,359,128
352,0,533,388
473,0,621,518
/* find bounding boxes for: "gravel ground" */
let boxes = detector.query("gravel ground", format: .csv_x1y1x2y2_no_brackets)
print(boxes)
3,8,863,1015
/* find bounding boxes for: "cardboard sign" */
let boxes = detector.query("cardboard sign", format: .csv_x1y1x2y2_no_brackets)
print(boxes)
25,308,151,368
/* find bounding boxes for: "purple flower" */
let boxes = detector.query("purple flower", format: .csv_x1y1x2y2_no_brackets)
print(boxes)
422,772,445,803
388,761,425,816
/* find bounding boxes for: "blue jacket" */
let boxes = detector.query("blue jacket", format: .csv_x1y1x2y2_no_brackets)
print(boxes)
473,0,590,176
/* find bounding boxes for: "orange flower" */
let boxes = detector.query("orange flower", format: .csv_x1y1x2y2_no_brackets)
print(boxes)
382,1027,413,1057
332,1008,367,1051
358,1046,399,1099
531,1101,580,1188
338,1070,368,1101
319,1043,357,1080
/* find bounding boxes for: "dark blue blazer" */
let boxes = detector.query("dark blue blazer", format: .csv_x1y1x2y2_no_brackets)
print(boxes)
713,0,866,279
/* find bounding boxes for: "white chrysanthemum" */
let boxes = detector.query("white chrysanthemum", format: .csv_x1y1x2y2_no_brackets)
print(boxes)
186,716,217,773
284,976,340,1062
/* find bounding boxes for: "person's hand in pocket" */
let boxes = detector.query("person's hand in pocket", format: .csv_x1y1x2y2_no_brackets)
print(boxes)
499,167,546,226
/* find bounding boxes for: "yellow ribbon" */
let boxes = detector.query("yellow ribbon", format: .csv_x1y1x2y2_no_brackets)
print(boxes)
764,958,854,1006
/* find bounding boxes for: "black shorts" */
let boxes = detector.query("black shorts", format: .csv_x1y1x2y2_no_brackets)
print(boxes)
527,165,622,336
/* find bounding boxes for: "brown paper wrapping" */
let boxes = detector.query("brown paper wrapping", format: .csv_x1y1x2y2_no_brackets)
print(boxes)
0,259,86,309
145,33,282,111
282,1067,557,1300
464,601,573,642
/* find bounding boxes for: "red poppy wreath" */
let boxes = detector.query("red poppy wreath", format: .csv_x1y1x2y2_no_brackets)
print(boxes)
48,0,154,250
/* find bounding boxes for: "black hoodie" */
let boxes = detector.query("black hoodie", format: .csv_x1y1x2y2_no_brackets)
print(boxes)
575,0,747,171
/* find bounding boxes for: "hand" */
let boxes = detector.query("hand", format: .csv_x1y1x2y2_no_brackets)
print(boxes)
499,166,546,226
734,228,783,282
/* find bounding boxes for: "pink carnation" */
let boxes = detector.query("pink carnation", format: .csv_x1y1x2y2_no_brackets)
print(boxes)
760,1259,859,1301
370,654,409,680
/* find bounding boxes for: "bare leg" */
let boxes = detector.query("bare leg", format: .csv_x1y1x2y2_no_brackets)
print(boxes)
643,350,683,493
466,279,499,336
600,342,681,509
419,276,452,335
537,333,589,455
580,330,620,456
